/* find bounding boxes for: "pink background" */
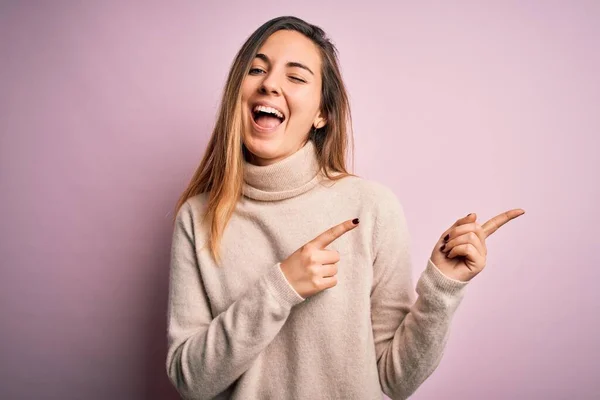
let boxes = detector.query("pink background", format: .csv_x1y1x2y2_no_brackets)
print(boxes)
1,1,598,399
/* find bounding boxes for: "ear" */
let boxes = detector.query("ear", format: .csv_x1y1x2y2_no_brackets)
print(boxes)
313,110,327,130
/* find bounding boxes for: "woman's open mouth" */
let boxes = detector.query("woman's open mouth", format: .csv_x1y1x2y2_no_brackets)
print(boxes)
251,104,286,133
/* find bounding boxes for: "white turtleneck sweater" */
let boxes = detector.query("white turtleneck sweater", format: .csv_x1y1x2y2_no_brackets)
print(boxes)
165,140,470,400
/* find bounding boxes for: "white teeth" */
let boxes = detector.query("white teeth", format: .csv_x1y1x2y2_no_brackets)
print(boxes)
253,105,284,119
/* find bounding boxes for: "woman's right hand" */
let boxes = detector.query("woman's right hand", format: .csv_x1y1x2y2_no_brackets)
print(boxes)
279,218,360,299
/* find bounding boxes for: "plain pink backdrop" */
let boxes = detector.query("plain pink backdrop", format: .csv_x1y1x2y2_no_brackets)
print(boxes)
1,1,598,399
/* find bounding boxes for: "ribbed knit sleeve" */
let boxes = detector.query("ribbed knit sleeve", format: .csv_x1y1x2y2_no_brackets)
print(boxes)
369,186,469,400
165,201,305,400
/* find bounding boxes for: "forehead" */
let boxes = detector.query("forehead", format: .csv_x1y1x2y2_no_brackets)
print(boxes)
256,30,321,71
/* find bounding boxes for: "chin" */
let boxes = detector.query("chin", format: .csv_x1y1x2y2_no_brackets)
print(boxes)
243,135,284,164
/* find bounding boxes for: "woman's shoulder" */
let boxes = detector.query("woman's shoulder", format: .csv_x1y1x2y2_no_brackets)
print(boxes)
171,192,211,246
322,174,407,245
322,172,401,206
174,192,210,222
187,192,210,209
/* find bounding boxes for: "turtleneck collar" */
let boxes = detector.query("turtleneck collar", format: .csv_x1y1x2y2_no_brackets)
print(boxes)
243,139,323,201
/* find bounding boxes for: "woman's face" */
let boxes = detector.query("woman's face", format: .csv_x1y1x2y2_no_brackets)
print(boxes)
241,30,326,166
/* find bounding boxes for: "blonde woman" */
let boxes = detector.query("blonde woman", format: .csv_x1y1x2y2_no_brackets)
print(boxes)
165,15,524,400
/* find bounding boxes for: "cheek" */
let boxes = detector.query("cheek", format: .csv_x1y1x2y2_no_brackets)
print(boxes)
240,81,252,101
287,91,320,122
241,76,260,100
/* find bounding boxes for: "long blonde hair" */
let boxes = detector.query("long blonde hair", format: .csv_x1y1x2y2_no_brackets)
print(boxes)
174,16,356,265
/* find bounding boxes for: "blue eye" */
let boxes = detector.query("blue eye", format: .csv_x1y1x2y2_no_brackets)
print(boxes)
249,68,265,74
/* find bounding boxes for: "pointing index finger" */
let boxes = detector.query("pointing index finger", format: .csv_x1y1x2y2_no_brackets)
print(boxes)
482,208,525,238
310,218,360,248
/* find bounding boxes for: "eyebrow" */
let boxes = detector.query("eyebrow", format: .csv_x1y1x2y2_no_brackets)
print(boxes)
254,53,314,76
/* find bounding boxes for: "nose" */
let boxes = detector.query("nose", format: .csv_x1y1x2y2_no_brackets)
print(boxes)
258,71,281,95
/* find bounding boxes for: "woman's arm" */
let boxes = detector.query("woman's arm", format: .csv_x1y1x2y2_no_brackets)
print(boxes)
165,201,305,400
369,187,469,400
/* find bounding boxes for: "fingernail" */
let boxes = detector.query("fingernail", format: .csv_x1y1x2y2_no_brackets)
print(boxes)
352,218,360,225
440,244,446,251
444,234,449,242
467,213,472,217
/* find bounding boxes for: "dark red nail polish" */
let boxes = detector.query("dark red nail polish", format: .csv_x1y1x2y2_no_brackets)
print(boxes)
444,234,449,242
352,218,360,225
441,244,446,251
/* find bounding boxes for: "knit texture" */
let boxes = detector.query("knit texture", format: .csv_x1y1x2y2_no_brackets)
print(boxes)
166,139,470,400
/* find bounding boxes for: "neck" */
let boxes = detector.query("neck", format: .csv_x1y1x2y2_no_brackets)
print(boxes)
242,140,323,202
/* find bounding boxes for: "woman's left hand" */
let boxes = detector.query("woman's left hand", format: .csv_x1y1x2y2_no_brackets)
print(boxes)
430,209,525,282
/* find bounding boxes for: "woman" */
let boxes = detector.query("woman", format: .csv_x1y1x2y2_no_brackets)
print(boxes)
165,16,524,400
